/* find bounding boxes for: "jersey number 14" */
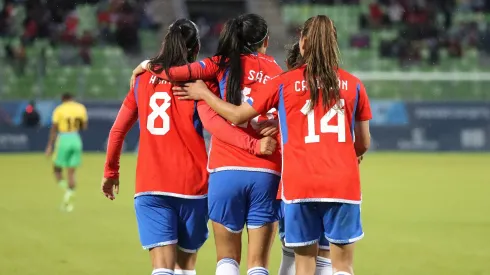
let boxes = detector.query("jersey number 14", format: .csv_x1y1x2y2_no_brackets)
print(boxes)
300,99,346,143
147,92,171,135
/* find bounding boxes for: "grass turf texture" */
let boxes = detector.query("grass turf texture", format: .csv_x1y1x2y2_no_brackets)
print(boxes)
0,153,489,275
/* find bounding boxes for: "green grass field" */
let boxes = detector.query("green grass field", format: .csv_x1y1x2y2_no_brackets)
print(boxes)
1,153,489,275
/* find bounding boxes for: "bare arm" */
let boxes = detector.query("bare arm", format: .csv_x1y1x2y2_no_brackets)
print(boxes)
354,120,370,157
46,124,58,150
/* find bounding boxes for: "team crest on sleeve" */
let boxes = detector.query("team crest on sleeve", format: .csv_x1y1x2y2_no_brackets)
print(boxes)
199,61,206,68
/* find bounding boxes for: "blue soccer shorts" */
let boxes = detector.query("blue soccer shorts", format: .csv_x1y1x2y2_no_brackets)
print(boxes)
134,195,209,252
276,201,330,250
284,202,363,247
208,170,280,233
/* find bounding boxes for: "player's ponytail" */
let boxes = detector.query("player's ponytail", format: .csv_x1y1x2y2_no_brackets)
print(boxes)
215,14,268,106
149,19,200,78
301,15,341,111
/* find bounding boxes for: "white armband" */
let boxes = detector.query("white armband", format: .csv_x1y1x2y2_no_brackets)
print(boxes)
140,60,150,70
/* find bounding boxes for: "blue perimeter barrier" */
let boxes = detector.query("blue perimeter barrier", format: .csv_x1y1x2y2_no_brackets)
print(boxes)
0,100,489,152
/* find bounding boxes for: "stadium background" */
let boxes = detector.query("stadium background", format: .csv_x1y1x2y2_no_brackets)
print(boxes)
0,0,489,274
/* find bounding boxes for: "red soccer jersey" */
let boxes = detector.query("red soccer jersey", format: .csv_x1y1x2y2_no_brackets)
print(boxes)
151,53,283,175
127,72,209,198
248,66,372,203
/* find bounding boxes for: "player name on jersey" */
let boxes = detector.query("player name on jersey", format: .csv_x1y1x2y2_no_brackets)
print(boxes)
294,78,349,92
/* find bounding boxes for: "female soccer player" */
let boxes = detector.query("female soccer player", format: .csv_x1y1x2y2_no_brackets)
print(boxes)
277,42,333,275
172,15,372,275
102,18,275,275
131,14,283,275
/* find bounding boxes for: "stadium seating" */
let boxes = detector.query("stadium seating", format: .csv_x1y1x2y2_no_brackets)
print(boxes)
0,39,132,100
280,4,490,100
1,2,489,100
281,4,489,73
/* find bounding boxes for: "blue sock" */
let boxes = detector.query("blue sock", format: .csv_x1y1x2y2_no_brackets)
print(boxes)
247,266,269,275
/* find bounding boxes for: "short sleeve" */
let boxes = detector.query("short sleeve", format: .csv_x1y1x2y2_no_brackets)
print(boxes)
355,82,372,121
52,107,61,124
80,105,88,122
247,76,282,114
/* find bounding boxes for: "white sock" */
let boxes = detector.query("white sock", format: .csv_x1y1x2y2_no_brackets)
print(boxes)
174,270,196,275
315,256,332,275
216,258,239,275
152,268,174,275
248,266,269,275
278,247,295,275
333,272,352,275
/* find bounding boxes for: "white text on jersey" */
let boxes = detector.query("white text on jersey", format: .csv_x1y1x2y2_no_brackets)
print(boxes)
294,78,349,92
248,70,271,84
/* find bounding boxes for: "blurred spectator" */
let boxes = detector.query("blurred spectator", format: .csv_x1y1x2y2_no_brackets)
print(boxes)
1,0,153,74
369,2,384,27
427,38,440,65
448,39,463,57
22,101,40,128
114,1,140,55
387,0,404,25
5,38,27,76
79,30,94,65
341,0,489,68
0,2,14,36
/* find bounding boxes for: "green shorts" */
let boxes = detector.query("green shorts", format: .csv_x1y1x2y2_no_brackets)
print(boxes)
53,132,83,168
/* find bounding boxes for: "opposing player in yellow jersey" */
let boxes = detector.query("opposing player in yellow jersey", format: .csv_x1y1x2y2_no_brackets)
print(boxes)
45,93,88,212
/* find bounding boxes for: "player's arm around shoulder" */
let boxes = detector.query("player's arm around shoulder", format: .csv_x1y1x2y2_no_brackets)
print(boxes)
173,80,259,125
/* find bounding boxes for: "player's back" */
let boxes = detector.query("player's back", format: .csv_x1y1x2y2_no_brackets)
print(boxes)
53,101,87,133
133,72,208,198
279,66,370,202
208,53,283,174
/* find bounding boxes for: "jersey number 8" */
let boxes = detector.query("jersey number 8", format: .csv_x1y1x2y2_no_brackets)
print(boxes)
301,99,346,143
147,92,171,135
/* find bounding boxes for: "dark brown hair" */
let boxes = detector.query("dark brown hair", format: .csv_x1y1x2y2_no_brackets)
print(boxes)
215,14,268,105
61,92,73,101
301,15,340,111
285,42,302,69
149,19,200,78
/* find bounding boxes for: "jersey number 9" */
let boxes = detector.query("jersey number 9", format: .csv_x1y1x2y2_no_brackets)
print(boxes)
147,92,171,135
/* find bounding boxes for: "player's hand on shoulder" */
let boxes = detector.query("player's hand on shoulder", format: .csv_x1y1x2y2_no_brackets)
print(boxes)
173,80,208,101
101,177,120,200
130,61,148,88
256,136,277,156
257,120,279,137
